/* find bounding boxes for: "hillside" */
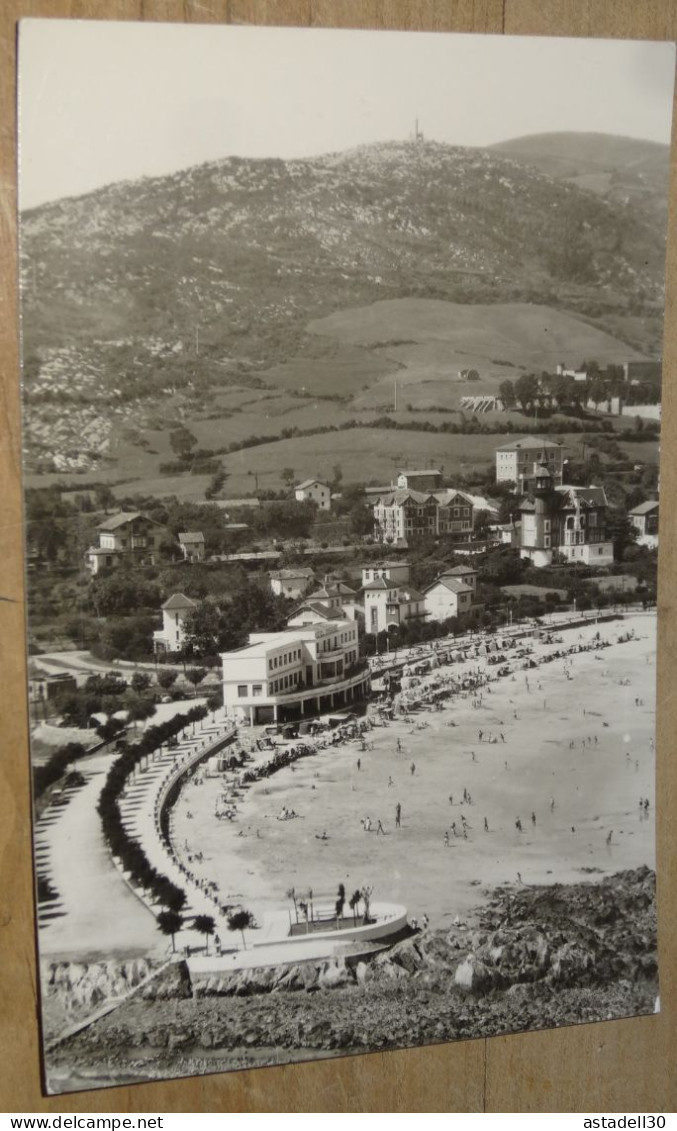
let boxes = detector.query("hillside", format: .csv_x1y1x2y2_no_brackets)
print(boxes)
490,132,671,227
19,137,668,475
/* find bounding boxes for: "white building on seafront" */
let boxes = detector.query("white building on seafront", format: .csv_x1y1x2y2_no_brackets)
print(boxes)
221,619,369,726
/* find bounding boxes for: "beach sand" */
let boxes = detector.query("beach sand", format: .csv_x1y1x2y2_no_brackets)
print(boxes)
172,612,656,930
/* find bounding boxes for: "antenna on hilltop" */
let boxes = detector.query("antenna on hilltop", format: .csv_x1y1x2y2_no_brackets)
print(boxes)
414,118,424,144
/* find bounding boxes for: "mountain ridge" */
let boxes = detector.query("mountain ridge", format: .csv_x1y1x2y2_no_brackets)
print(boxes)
19,136,668,473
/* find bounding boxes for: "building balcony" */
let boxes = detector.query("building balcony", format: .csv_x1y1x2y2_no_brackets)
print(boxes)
230,662,370,708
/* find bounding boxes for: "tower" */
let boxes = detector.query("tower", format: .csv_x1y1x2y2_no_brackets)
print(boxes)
520,463,556,567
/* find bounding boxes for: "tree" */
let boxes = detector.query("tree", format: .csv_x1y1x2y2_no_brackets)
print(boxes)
607,510,639,562
349,502,374,537
126,696,157,730
169,426,197,459
183,601,224,658
349,889,361,924
589,376,608,410
514,373,539,412
498,380,515,410
227,908,255,949
157,669,178,691
157,909,183,953
360,885,374,922
335,883,346,920
282,467,296,489
193,914,215,954
131,671,152,694
186,667,207,695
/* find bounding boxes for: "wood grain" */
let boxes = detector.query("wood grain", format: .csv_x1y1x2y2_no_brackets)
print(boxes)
1,0,675,1112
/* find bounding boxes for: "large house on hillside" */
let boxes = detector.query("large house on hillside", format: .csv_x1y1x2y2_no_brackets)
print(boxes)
221,620,368,726
372,489,474,544
518,466,614,567
85,512,166,574
496,437,565,493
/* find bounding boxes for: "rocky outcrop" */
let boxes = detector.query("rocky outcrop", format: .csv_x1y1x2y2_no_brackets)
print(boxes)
46,869,658,1081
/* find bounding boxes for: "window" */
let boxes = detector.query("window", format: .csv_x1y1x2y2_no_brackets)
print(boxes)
252,684,263,697
237,685,247,697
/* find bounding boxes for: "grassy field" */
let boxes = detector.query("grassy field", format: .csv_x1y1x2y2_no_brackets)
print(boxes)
22,299,659,498
307,298,649,370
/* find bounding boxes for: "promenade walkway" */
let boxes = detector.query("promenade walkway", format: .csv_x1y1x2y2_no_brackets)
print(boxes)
115,710,238,927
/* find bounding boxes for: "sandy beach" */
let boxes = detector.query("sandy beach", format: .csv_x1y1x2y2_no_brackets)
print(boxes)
171,612,656,931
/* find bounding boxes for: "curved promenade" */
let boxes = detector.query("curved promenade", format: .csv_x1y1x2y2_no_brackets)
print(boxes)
115,710,238,930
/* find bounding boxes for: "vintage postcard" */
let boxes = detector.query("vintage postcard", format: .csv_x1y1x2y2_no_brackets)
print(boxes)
17,21,673,1093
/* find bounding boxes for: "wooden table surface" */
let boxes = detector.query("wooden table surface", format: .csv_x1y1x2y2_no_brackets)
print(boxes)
1,0,676,1113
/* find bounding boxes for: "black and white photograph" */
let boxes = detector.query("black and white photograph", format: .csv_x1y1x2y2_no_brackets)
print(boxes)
18,20,674,1094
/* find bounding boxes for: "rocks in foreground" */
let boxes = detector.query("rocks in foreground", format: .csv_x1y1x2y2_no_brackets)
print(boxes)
48,868,658,1081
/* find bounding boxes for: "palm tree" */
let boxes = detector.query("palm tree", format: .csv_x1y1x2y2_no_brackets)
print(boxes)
193,914,215,955
361,885,374,923
349,889,361,925
156,909,183,953
335,883,346,921
286,886,298,923
227,908,255,949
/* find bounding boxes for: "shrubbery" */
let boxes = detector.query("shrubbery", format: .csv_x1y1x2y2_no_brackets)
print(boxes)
96,704,208,911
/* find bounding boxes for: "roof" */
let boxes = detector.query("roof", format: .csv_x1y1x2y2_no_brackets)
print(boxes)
296,479,329,491
555,485,608,508
495,437,564,452
442,565,477,577
373,489,437,506
98,511,142,531
363,560,411,570
395,586,425,603
270,568,315,580
398,468,441,477
162,592,198,612
178,532,205,544
290,601,346,621
519,485,608,513
629,500,659,516
425,576,473,596
435,489,475,506
363,577,398,591
306,583,356,601
202,498,260,509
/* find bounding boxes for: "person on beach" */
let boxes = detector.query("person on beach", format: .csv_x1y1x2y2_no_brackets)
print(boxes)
395,803,401,828
410,762,416,776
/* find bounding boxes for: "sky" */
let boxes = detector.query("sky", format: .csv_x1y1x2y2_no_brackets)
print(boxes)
18,21,677,210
